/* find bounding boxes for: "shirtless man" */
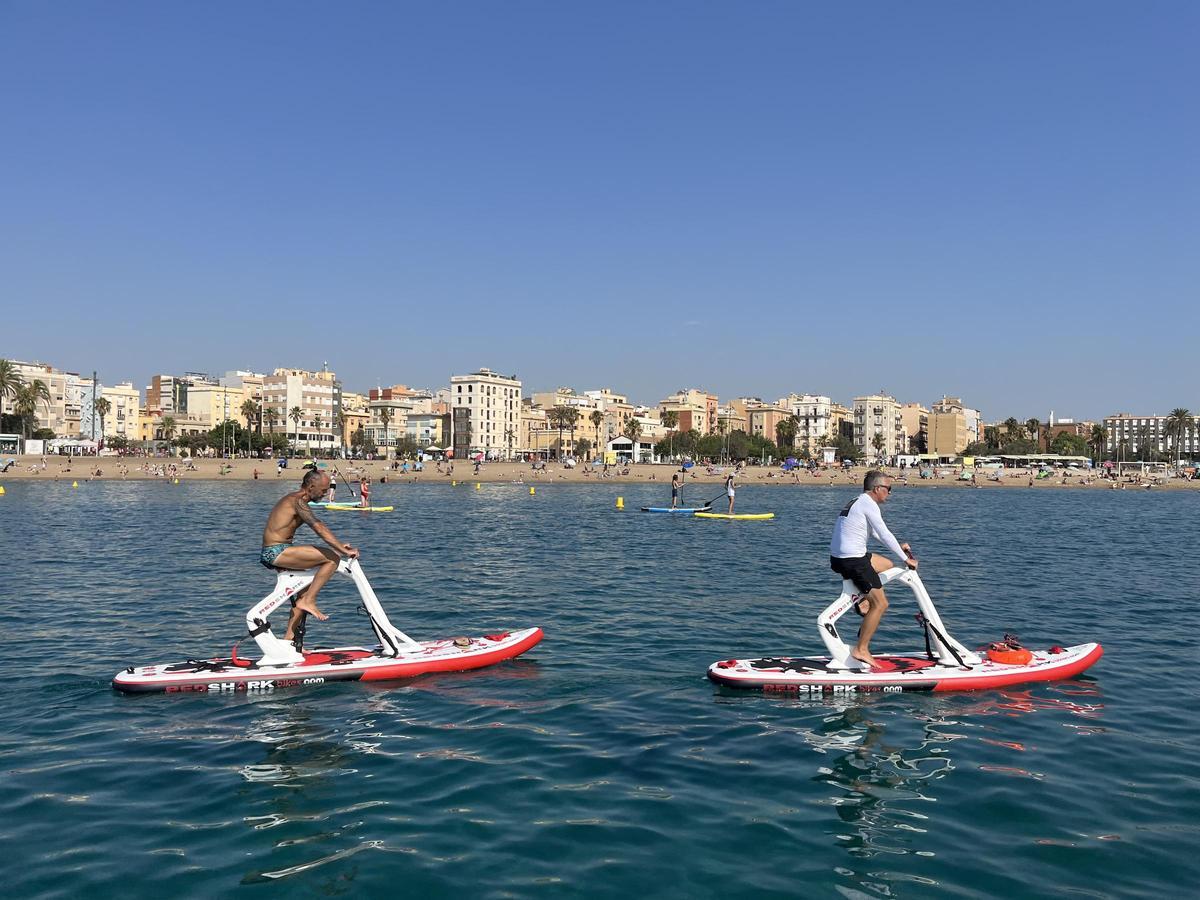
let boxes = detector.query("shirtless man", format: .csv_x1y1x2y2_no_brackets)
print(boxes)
829,470,918,669
261,470,359,642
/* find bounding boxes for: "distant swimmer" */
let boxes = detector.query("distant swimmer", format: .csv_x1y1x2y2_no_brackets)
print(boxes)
261,470,360,642
829,470,917,670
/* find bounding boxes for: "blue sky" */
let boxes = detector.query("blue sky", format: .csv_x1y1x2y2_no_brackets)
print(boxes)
2,2,1196,419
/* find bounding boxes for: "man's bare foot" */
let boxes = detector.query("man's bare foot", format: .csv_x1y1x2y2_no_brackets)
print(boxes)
294,598,329,621
850,648,881,670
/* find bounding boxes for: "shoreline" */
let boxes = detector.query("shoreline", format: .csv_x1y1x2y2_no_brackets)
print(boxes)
2,456,1195,491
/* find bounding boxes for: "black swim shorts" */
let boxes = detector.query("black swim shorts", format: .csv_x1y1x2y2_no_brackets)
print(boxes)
830,554,881,594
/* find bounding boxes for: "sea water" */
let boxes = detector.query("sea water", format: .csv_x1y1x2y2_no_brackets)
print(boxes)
1,480,1196,897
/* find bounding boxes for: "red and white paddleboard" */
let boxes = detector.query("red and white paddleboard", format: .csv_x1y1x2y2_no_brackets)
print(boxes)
708,641,1102,694
114,627,543,694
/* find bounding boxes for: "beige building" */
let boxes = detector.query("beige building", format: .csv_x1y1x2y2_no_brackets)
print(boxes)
853,393,905,458
450,367,522,459
928,397,982,455
583,389,637,448
186,383,248,428
829,403,853,444
339,391,371,448
100,383,141,441
899,403,930,454
261,367,340,453
928,411,969,456
519,403,552,456
933,397,982,445
748,405,793,445
660,388,718,435
7,360,89,437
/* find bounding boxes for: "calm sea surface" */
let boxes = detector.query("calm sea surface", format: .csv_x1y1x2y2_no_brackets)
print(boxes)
1,478,1197,898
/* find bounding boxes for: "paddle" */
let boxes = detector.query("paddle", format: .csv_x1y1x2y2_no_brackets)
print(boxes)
332,463,358,500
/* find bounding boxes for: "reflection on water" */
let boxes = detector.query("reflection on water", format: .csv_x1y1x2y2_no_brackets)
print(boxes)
1,482,1191,898
765,681,1109,877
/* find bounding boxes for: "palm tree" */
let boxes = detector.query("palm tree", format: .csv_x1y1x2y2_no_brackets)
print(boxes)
504,427,516,460
313,412,324,456
240,398,259,454
13,379,51,439
624,417,642,462
1166,408,1193,469
378,407,392,459
0,359,25,427
289,406,303,453
871,432,886,460
160,415,177,443
563,407,581,457
1090,424,1108,464
1002,417,1022,447
661,409,678,461
775,415,798,453
1025,418,1042,453
549,406,571,459
336,410,349,453
94,397,111,447
1135,425,1151,462
265,406,279,442
590,409,604,452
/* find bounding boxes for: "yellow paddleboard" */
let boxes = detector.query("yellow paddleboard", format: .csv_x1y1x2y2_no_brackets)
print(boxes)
693,512,775,520
325,504,394,512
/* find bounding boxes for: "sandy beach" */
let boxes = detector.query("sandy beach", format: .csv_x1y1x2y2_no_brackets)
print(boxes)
2,455,1195,491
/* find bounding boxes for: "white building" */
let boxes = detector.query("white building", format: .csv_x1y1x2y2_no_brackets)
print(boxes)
450,368,522,459
853,393,904,459
779,394,833,452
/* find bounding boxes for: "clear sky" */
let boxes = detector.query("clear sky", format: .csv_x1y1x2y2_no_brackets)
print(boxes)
2,1,1196,420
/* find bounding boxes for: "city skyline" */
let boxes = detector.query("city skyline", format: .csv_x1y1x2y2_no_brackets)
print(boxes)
2,4,1196,420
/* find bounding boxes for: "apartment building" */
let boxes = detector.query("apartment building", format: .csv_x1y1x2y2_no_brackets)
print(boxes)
261,367,340,452
660,388,718,435
898,403,929,454
928,396,983,455
99,383,141,441
853,393,904,458
748,405,793,445
779,394,834,452
1104,413,1199,458
450,368,522,459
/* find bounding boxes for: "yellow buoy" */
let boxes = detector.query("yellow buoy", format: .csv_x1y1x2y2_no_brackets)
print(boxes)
475,482,481,490
72,481,79,488
0,485,5,495
616,496,624,509
529,486,535,495
174,478,179,484
452,480,457,486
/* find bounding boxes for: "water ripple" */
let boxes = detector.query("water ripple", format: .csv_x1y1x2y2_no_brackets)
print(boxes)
2,481,1198,896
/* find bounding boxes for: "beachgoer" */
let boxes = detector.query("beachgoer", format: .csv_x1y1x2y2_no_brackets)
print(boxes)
829,469,917,670
260,470,359,642
724,472,736,513
671,472,682,509
328,474,337,503
359,474,370,508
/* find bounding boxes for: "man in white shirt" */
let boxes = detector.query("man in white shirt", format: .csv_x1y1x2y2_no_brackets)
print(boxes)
830,470,918,669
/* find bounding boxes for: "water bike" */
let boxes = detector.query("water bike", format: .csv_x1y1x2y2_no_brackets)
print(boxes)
708,567,1101,693
113,558,543,694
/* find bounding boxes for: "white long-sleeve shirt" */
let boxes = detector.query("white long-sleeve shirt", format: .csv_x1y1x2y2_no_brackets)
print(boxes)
830,493,905,560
